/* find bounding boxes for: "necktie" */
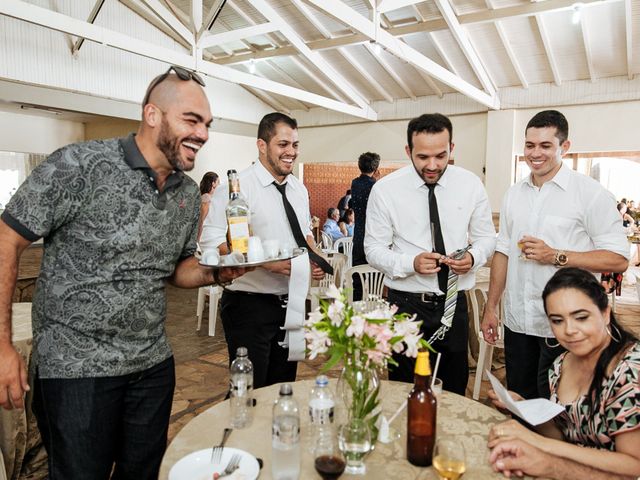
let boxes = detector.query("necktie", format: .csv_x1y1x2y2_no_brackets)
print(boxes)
273,182,333,275
427,184,448,293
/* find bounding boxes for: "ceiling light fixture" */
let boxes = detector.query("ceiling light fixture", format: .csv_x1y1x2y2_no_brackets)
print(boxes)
248,58,256,74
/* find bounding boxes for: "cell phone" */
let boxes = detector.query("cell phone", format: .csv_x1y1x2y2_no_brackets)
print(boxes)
448,245,472,260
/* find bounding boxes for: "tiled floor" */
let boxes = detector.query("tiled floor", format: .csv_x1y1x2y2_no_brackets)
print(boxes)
165,284,640,442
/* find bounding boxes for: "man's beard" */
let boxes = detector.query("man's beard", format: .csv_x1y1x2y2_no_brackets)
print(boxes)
157,116,192,172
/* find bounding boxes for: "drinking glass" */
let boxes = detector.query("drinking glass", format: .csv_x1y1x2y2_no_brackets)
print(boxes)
337,419,371,475
433,438,466,480
314,439,345,480
516,231,529,260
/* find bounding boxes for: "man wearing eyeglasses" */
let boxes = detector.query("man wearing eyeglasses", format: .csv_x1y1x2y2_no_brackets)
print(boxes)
0,66,247,479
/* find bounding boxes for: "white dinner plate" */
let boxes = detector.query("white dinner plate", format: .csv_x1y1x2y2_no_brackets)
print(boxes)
168,447,260,480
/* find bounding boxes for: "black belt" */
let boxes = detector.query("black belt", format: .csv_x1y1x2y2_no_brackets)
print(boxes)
225,289,289,303
388,289,463,303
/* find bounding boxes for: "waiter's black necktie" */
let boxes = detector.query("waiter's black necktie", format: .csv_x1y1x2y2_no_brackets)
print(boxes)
427,183,449,293
273,182,334,275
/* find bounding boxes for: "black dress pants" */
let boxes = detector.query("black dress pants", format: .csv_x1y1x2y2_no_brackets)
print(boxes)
387,289,469,395
504,326,565,399
220,290,298,389
33,357,175,480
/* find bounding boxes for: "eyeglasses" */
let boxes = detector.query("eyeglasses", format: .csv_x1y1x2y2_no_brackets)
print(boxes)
142,65,206,106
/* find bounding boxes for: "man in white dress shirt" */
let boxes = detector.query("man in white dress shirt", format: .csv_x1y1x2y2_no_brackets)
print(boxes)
200,112,324,388
481,110,629,399
365,113,496,394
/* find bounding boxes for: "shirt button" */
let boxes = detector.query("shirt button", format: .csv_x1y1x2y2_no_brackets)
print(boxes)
155,190,159,194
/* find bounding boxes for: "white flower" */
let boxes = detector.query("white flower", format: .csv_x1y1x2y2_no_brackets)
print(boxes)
393,318,420,337
328,300,345,327
326,283,342,300
306,329,330,359
305,308,324,327
346,315,365,338
403,333,423,358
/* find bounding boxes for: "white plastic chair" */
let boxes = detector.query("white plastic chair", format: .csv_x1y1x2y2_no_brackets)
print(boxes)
333,237,353,269
344,265,386,305
468,287,504,400
307,253,348,312
196,285,222,336
320,231,333,252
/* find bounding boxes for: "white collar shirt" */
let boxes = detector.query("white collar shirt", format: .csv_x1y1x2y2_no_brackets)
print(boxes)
200,160,312,294
496,164,630,337
365,164,496,293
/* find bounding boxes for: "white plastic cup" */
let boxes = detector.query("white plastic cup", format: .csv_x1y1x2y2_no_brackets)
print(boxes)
201,249,220,266
247,236,265,263
263,239,280,259
432,377,443,396
280,241,294,257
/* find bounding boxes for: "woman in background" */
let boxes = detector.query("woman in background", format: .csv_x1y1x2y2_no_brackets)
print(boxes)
488,267,640,478
198,171,219,241
339,208,355,237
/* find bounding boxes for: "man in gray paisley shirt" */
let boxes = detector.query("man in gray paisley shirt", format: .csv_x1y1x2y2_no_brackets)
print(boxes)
0,67,247,479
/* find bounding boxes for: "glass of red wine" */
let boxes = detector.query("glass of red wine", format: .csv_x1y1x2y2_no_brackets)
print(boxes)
314,441,346,480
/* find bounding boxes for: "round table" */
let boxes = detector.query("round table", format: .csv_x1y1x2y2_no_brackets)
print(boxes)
160,379,513,479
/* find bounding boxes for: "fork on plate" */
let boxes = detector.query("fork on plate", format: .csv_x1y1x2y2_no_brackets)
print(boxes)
210,427,233,463
213,453,242,479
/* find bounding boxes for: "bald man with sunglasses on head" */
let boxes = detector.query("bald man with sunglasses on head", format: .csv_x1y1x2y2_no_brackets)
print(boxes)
0,66,248,479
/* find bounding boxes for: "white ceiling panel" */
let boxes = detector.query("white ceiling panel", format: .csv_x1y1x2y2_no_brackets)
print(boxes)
0,0,637,120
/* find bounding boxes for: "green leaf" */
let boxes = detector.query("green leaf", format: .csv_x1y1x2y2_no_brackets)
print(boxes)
321,345,346,372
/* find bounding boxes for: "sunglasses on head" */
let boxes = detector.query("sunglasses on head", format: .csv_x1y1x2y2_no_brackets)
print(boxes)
142,65,206,106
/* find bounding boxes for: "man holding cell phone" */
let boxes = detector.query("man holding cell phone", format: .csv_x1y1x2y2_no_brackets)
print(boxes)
365,113,496,394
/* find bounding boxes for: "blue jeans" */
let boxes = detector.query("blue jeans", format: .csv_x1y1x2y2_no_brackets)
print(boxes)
33,356,175,480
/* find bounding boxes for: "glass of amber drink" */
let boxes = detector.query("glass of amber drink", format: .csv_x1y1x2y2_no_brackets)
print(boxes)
433,438,466,480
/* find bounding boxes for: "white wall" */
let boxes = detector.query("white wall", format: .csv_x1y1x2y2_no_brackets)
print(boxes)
184,131,257,185
0,111,84,154
513,101,640,154
299,113,487,179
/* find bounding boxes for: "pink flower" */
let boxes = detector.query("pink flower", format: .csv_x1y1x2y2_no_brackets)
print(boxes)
365,348,385,366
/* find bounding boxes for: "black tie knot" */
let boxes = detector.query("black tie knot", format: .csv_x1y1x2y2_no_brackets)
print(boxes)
426,183,436,191
273,182,287,195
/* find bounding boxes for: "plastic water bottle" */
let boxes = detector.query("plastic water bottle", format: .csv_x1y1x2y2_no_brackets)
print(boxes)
272,383,300,480
229,347,253,428
308,375,335,455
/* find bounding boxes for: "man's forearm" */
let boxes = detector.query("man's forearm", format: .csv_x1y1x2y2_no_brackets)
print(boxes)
486,252,508,310
168,256,215,288
564,250,628,273
0,221,31,344
550,457,636,480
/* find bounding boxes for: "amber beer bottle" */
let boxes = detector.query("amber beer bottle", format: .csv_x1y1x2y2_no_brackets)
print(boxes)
407,350,437,466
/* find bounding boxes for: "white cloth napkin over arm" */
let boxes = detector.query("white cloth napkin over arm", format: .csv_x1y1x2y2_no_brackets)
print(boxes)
487,370,564,426
281,251,311,361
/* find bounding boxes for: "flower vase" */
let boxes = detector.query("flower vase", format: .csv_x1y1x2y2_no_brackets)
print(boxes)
337,357,381,443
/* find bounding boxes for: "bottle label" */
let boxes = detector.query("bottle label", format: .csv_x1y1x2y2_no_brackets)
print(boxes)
228,217,249,253
232,378,247,397
272,420,300,448
309,399,334,425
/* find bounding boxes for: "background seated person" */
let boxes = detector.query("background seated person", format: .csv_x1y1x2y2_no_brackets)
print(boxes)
339,208,355,237
488,267,640,478
323,207,344,242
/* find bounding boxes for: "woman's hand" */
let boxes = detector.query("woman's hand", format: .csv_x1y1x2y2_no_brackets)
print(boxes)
487,388,524,412
488,420,544,451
